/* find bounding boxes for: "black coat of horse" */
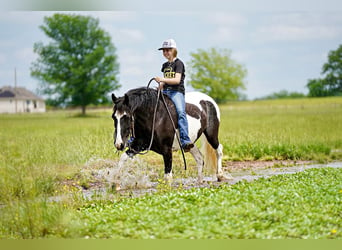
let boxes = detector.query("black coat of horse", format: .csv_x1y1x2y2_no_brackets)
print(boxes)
111,87,232,182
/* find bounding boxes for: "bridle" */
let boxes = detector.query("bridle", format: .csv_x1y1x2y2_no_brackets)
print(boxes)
123,78,187,170
127,113,135,147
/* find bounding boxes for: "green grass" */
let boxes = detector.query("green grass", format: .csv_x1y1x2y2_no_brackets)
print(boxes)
0,97,341,238
75,167,342,239
0,111,115,167
0,110,115,238
220,97,342,161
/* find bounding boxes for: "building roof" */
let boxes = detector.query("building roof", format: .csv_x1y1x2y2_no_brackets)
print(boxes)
0,86,44,100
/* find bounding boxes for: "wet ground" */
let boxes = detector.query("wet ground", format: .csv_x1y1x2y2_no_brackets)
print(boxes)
225,161,342,184
77,160,342,200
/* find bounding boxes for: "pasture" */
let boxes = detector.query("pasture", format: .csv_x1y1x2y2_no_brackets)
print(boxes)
0,97,341,238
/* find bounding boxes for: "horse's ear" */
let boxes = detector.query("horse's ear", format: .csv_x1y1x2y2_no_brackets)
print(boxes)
124,94,129,105
111,93,117,103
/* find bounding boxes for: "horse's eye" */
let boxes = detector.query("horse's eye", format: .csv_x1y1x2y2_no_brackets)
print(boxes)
121,115,129,121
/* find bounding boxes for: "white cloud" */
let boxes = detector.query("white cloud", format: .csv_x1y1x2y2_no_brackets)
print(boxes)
88,11,143,45
252,13,342,42
101,24,145,44
115,48,160,93
121,66,145,77
232,50,253,63
255,24,341,41
0,11,47,25
208,12,248,26
91,11,138,23
205,12,248,43
116,28,145,42
213,27,244,43
119,49,158,64
118,49,160,83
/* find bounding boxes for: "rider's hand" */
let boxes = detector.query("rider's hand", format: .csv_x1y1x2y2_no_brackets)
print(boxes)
154,76,163,83
159,82,165,90
154,77,164,90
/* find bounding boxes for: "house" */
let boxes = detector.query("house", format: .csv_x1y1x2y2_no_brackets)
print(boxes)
0,86,46,113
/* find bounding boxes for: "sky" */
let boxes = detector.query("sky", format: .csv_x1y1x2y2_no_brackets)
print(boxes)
0,1,342,100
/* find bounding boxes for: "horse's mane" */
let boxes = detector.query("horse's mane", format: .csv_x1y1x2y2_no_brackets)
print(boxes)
117,87,160,113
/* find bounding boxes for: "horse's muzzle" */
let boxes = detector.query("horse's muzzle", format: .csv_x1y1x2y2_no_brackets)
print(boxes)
115,142,125,151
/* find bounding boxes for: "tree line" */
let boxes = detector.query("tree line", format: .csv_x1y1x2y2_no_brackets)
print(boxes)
31,14,341,114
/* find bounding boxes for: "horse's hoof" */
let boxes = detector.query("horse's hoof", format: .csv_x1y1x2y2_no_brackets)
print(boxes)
112,183,121,191
217,173,234,182
164,173,173,183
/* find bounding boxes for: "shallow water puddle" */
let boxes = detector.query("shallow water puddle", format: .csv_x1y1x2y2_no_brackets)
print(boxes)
226,161,342,185
79,161,342,200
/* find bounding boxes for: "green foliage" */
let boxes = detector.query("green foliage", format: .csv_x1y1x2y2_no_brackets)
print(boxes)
31,13,120,114
187,48,247,103
259,90,306,100
76,168,342,238
307,79,330,97
307,44,342,97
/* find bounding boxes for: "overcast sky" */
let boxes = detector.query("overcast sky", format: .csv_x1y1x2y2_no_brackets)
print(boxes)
0,1,342,99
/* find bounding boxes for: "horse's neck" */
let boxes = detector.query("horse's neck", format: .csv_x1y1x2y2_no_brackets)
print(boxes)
133,108,153,130
132,96,176,132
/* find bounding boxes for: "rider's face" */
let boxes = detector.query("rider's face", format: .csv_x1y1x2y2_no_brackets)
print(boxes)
162,48,173,61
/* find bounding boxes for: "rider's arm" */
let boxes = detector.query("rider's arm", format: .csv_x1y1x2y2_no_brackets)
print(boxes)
154,72,181,86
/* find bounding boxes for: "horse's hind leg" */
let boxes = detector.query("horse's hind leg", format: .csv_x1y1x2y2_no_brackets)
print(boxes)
189,145,204,183
216,143,233,181
203,127,233,181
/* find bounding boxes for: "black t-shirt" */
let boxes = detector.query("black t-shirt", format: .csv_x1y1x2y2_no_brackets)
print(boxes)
161,58,186,94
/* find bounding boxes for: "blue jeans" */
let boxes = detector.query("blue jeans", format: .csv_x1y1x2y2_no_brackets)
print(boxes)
163,89,192,147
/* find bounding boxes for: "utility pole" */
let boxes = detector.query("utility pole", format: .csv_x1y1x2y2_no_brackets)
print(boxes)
14,67,17,113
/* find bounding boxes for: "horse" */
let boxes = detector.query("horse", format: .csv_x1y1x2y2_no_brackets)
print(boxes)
111,87,232,183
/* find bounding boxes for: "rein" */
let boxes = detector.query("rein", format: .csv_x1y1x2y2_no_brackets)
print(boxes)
128,78,187,170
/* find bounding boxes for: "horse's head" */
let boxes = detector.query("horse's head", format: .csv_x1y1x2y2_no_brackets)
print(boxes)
111,93,133,151
111,87,158,151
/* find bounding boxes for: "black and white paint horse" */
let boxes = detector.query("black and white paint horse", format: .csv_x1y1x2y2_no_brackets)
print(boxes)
111,87,232,182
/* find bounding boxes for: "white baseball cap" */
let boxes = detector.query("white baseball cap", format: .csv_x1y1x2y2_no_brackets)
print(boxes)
158,38,177,50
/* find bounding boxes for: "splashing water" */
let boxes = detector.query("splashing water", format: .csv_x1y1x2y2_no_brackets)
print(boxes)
84,156,155,190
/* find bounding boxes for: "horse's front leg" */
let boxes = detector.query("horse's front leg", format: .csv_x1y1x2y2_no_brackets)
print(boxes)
163,151,173,183
113,151,135,190
189,145,204,183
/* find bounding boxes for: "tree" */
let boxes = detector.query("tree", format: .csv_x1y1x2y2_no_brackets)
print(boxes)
187,48,247,103
260,90,305,100
307,79,330,97
31,14,120,115
307,44,342,97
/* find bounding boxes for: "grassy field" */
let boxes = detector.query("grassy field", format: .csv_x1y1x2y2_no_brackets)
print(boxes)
220,97,342,161
0,97,341,238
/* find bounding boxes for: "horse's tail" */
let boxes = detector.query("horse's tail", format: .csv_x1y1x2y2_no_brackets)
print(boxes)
201,135,217,175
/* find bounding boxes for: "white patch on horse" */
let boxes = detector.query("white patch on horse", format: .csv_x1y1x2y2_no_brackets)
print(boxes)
187,115,201,142
185,92,221,121
114,110,127,148
172,115,201,150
